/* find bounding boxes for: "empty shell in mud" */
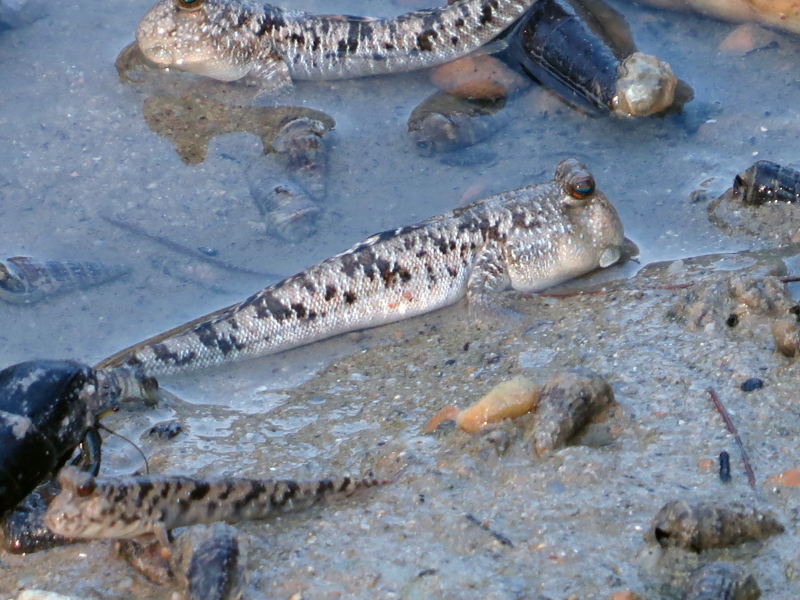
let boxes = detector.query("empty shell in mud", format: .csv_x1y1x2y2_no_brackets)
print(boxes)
0,256,131,304
531,369,615,456
652,500,784,551
456,376,540,433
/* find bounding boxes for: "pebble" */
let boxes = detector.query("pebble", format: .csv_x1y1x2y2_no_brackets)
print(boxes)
768,468,800,487
718,23,781,55
739,378,763,392
610,591,641,600
429,55,527,100
455,376,539,433
17,592,80,600
772,319,799,357
531,369,615,457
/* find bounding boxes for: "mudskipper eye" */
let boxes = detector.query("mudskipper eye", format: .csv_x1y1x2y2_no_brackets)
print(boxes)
176,0,204,10
76,475,97,497
568,175,595,200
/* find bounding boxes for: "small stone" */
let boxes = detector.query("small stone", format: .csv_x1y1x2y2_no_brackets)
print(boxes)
148,421,183,440
768,468,800,487
610,591,641,600
772,319,800,357
697,458,715,472
740,378,763,392
430,55,527,100
719,23,780,55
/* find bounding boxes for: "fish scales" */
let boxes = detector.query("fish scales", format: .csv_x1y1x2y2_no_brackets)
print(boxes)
136,0,537,86
97,159,628,377
45,466,384,540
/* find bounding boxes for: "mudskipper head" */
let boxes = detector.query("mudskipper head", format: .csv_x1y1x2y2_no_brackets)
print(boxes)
136,0,263,81
555,157,633,271
507,158,634,292
44,467,107,539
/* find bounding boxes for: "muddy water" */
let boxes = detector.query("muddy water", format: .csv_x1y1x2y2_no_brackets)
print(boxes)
1,0,800,598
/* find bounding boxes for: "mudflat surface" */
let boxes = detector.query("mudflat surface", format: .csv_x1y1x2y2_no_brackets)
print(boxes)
2,0,800,598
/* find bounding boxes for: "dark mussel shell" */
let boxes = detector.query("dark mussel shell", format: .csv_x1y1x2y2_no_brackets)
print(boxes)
733,160,800,206
505,0,692,116
0,360,100,515
507,0,631,114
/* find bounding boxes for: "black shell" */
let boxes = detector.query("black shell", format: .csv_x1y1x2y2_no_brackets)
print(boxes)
509,0,633,113
733,160,800,206
0,360,98,515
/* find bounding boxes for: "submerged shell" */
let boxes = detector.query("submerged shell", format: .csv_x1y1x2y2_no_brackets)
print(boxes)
269,117,330,199
681,562,760,600
0,256,130,304
733,160,800,206
248,179,321,242
653,500,784,551
408,92,508,154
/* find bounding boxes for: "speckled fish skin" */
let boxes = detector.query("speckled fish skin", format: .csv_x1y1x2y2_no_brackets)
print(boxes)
97,159,627,377
45,466,384,540
135,0,538,87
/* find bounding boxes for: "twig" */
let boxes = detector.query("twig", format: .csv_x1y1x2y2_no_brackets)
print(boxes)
539,282,693,299
707,387,756,490
100,214,282,279
464,513,513,547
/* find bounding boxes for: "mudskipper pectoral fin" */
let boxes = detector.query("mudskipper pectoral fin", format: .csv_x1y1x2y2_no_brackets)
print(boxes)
598,247,622,269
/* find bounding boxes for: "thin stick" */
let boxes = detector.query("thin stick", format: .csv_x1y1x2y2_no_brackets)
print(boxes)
465,513,513,547
707,387,756,490
100,214,282,279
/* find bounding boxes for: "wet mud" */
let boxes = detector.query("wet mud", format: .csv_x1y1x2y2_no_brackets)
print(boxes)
2,0,800,597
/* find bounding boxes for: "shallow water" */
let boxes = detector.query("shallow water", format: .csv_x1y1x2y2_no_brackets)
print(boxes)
1,0,800,598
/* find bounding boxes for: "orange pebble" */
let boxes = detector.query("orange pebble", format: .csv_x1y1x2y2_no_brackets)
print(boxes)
697,458,715,472
430,55,527,100
424,406,460,433
456,376,539,433
769,468,800,487
610,591,641,600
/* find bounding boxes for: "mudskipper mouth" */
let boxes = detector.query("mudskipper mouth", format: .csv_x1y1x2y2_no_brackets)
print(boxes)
140,44,174,66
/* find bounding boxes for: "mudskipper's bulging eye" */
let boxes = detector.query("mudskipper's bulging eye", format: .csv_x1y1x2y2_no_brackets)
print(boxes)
76,475,97,497
176,0,204,11
567,175,595,200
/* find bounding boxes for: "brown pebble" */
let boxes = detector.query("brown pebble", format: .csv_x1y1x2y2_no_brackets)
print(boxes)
697,458,715,472
653,500,784,551
719,23,779,55
456,376,539,433
768,468,800,487
610,591,641,600
772,319,799,357
430,55,527,100
532,369,615,457
424,406,460,433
